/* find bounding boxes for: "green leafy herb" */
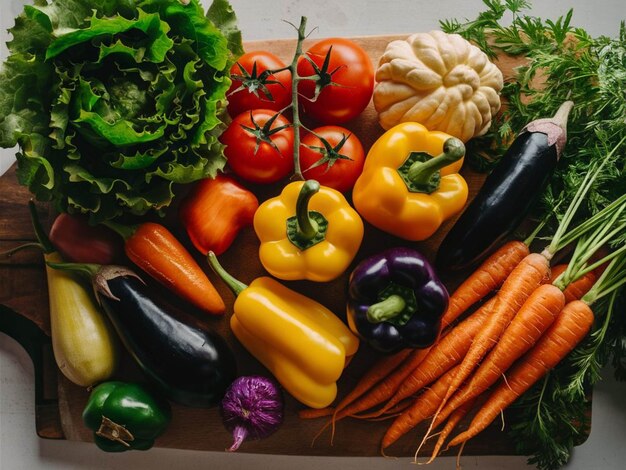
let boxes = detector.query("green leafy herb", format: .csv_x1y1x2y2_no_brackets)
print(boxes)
505,250,625,470
441,1,626,220
0,0,243,222
509,370,590,470
443,2,626,469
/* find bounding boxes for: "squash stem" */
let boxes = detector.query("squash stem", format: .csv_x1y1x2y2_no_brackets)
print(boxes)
46,261,102,280
28,201,55,254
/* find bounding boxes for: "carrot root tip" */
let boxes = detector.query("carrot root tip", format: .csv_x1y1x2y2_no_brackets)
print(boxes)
456,441,467,470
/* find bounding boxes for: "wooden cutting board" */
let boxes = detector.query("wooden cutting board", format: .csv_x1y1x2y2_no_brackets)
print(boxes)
0,34,562,458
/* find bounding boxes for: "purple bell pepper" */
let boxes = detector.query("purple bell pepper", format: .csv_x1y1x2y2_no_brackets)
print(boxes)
347,247,449,354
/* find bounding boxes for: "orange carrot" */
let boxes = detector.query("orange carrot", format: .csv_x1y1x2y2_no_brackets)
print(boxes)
563,265,606,303
121,222,226,314
352,398,414,420
381,365,462,450
344,309,494,422
563,271,599,303
334,348,431,421
384,399,414,416
332,349,411,416
550,263,602,303
431,284,565,431
448,300,594,448
353,399,415,420
427,397,477,463
378,299,494,416
441,240,529,328
316,349,415,445
299,407,335,419
548,264,568,283
417,253,549,451
438,253,550,406
327,241,527,429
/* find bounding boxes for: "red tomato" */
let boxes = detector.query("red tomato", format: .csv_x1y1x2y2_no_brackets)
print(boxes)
221,109,294,184
297,38,374,124
227,51,292,118
299,126,365,193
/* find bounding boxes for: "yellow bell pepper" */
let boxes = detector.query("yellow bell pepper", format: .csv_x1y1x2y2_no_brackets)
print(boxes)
352,122,468,241
253,180,364,282
207,253,359,409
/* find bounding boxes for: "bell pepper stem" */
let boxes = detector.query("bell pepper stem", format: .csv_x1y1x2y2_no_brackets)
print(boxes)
286,180,329,250
206,251,248,296
406,137,465,190
295,180,321,241
96,416,134,447
366,295,407,323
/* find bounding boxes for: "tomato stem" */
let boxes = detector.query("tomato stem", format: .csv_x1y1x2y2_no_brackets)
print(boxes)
287,16,308,181
265,17,344,181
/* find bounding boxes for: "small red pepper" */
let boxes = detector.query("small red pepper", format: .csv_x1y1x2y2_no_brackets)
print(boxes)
179,175,259,256
49,213,124,265
104,221,225,315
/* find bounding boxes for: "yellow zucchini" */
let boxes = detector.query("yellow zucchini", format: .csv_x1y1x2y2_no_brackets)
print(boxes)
45,252,117,387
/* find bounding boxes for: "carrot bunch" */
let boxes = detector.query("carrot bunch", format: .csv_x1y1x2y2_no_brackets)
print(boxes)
379,248,597,455
350,244,611,459
302,161,626,464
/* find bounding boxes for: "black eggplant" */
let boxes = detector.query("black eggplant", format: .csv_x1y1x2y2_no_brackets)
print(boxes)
436,101,574,273
97,266,237,407
49,262,237,408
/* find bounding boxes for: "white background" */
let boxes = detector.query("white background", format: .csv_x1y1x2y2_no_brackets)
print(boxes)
1,0,625,469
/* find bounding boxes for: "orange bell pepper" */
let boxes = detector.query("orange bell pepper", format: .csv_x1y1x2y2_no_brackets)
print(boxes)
179,175,259,256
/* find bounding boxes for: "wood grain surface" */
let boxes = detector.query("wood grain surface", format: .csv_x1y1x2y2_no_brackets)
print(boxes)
0,34,533,457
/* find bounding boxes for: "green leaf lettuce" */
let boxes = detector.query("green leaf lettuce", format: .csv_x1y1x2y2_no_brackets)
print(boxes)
0,0,242,222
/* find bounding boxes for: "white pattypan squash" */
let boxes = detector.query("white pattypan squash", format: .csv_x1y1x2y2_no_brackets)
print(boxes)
373,31,503,142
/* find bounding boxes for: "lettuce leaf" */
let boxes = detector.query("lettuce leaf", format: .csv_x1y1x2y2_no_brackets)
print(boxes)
0,0,243,222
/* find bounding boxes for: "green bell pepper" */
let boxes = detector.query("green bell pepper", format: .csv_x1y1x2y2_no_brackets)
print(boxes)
82,381,171,452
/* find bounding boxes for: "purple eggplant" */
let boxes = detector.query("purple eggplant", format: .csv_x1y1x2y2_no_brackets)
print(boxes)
346,247,449,354
436,101,573,272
